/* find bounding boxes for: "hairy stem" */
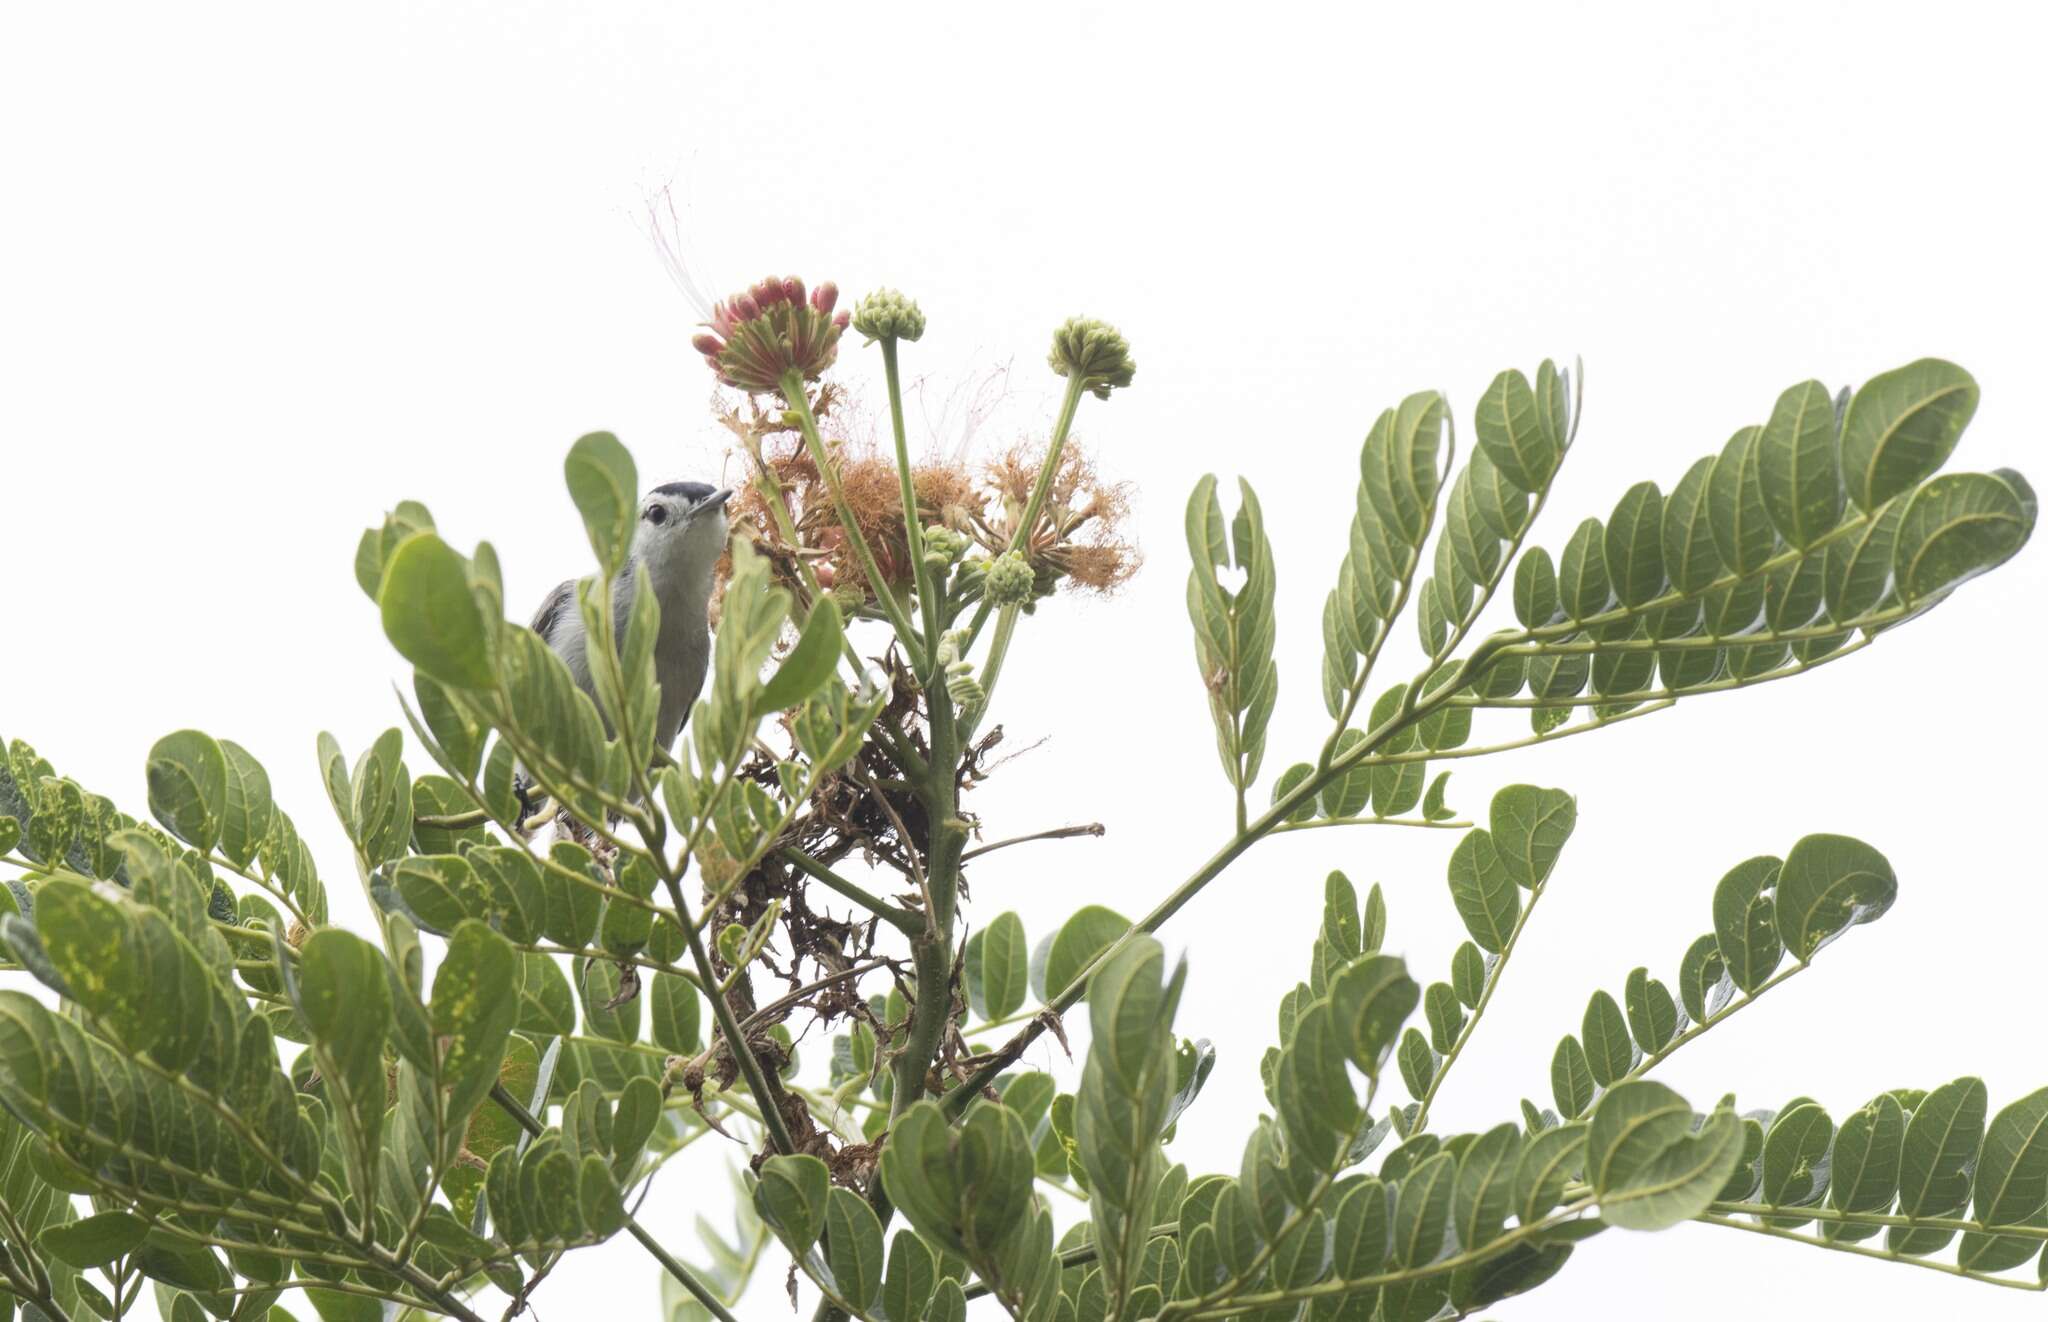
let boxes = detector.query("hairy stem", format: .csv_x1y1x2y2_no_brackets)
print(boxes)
881,337,943,679
782,370,924,657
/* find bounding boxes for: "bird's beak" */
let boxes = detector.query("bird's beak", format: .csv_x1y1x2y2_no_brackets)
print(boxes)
699,488,734,512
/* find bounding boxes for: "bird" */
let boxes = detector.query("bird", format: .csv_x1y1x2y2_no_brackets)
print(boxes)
528,480,733,757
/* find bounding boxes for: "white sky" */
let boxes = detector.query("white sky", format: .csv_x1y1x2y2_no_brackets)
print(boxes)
4,3,2046,1319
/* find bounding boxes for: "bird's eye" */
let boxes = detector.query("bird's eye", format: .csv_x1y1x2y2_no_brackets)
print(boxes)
644,506,667,525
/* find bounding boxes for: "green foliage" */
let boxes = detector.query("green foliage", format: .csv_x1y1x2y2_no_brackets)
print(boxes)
1187,476,1280,810
0,340,2037,1322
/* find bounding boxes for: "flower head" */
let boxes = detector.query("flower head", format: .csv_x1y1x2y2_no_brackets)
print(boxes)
1048,316,1135,399
984,550,1037,606
851,288,928,345
695,275,851,397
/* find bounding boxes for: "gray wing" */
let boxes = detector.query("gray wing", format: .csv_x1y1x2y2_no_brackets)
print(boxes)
529,578,577,641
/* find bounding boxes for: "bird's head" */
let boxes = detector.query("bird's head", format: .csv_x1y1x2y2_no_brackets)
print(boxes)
635,481,733,592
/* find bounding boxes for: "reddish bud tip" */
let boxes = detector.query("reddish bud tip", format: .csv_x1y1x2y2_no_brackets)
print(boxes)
691,333,723,356
811,282,839,315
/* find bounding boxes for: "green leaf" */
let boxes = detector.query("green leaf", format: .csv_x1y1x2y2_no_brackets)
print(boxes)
1488,784,1575,890
215,738,275,869
512,951,576,1037
1474,368,1557,492
755,1154,831,1255
1450,941,1486,1009
1661,456,1725,594
1961,1086,2048,1271
1758,379,1845,549
1603,481,1666,607
431,920,517,1128
1892,1076,1989,1253
1035,904,1129,1003
1761,1102,1834,1224
758,598,845,713
970,911,1029,1022
1622,968,1677,1054
924,1277,967,1322
1711,855,1783,994
380,533,496,691
1586,1079,1693,1193
1558,518,1611,620
1598,1092,1745,1231
1185,476,1280,796
1467,445,1531,540
879,1102,967,1257
1273,762,1319,823
1424,982,1464,1053
1513,547,1559,628
1446,829,1519,954
1580,990,1635,1087
1390,1150,1456,1268
1421,770,1457,822
1824,498,1905,622
1829,1093,1906,1233
1892,469,2036,604
1774,833,1896,961
882,1229,936,1322
145,729,228,854
649,972,701,1055
564,431,640,578
1329,1178,1390,1312
1453,1123,1521,1250
1708,425,1776,575
394,853,490,935
1551,1036,1595,1119
1840,359,1978,512
1328,953,1419,1080
38,1210,149,1269
1319,731,1372,819
1515,1122,1588,1223
293,927,394,1211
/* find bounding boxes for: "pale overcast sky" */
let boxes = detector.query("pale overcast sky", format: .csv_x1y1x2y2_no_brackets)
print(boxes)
4,3,2045,1318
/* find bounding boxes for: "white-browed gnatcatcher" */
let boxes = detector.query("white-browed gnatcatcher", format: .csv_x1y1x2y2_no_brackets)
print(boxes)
529,481,733,753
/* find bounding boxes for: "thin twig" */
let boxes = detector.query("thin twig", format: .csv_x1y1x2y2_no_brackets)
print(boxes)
1693,1213,2045,1292
738,958,895,1033
961,822,1106,861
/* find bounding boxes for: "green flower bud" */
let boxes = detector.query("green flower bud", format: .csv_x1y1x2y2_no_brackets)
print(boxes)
851,288,928,345
1048,316,1135,399
984,550,1037,607
920,524,968,565
829,582,869,615
934,630,985,712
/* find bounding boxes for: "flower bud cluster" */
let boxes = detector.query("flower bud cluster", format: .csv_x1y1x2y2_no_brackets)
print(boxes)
693,275,851,396
1048,316,1136,399
851,288,927,345
984,550,1036,606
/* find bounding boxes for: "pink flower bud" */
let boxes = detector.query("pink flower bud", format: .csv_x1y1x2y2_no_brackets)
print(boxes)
696,273,850,397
